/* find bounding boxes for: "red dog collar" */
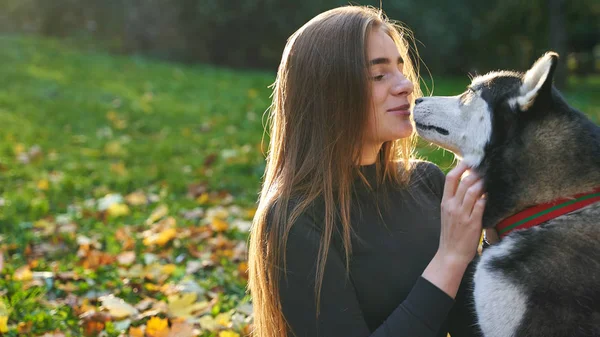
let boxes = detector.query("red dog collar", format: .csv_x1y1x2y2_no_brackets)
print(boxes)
496,186,600,238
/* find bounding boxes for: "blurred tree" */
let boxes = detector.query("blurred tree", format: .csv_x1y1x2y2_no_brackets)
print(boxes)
0,0,596,77
549,0,567,88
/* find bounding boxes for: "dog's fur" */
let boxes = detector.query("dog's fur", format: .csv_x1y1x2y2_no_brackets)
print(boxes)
413,52,600,337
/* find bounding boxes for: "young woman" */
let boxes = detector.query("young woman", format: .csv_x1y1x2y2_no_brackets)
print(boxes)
248,5,486,337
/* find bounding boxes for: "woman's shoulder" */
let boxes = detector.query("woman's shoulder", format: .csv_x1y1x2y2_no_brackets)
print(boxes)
265,195,325,233
406,159,446,198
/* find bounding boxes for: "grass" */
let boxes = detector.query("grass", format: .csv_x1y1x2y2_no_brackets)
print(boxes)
0,35,598,336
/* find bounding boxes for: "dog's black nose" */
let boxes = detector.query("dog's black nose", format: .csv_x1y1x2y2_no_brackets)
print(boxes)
415,98,424,105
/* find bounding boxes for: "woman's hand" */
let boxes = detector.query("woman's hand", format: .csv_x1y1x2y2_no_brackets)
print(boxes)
438,161,486,266
421,162,487,299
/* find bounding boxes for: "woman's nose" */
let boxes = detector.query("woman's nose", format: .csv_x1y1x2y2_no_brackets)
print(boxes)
392,75,414,97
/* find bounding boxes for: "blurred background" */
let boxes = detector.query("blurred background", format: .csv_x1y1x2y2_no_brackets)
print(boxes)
1,0,599,83
0,1,598,336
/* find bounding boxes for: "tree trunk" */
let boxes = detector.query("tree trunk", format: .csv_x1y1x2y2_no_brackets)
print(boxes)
548,0,567,89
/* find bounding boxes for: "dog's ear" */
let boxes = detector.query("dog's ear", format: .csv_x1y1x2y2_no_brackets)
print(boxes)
510,52,558,111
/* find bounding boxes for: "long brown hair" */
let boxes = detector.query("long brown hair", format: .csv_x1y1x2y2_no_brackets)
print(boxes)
247,6,423,337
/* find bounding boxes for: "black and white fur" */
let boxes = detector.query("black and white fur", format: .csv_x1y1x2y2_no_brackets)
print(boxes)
413,52,600,337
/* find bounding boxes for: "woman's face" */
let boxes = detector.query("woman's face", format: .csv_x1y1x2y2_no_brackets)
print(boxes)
364,27,414,144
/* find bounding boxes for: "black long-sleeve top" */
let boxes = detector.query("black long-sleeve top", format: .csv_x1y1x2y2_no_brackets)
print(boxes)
276,161,481,337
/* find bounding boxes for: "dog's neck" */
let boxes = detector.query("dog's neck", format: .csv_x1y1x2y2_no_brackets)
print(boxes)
479,110,600,228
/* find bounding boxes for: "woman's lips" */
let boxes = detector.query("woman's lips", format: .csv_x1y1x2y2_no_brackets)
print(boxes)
387,104,411,116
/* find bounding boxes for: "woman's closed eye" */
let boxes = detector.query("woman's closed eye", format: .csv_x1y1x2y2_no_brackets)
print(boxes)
371,74,385,81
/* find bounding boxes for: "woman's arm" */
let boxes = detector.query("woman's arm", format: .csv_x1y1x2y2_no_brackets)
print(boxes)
280,218,456,337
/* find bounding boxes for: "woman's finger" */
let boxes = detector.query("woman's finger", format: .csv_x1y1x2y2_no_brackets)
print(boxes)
470,196,486,219
443,162,469,199
461,180,484,210
454,174,480,207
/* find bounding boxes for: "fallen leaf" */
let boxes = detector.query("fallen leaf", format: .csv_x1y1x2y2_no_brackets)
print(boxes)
161,264,177,276
107,203,130,217
110,162,128,176
215,311,232,327
146,205,169,225
0,316,7,333
168,321,195,337
104,140,126,157
17,321,33,334
144,228,177,247
14,265,33,281
196,193,209,205
99,295,139,319
219,331,240,337
198,315,218,330
211,218,229,232
117,251,136,266
128,326,145,337
167,293,210,319
146,316,169,337
125,191,148,206
37,179,49,190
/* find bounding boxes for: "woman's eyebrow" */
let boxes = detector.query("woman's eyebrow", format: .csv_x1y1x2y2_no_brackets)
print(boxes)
369,56,404,66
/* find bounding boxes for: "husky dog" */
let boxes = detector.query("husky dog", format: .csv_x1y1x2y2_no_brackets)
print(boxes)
413,52,600,337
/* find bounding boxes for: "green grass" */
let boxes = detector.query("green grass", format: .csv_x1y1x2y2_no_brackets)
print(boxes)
0,35,598,336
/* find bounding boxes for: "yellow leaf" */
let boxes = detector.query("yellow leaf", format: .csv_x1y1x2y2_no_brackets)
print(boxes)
144,228,177,247
104,141,126,157
145,283,160,292
196,193,209,205
110,162,128,176
146,205,169,225
13,143,25,155
146,316,169,337
211,218,229,232
125,191,148,206
107,203,130,218
219,331,240,337
14,265,32,281
128,326,145,337
161,264,177,276
215,312,232,327
37,179,49,190
106,110,118,122
245,207,257,219
167,293,210,319
0,316,7,333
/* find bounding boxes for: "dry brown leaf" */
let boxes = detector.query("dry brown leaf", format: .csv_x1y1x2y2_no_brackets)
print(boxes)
168,321,195,337
128,326,145,337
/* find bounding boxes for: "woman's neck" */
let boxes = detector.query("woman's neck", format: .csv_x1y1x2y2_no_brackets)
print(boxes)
359,142,382,165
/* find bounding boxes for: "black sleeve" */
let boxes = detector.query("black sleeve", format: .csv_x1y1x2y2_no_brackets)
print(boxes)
279,214,456,337
447,260,483,337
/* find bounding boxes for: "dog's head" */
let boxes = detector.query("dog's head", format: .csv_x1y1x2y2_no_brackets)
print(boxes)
413,52,559,168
